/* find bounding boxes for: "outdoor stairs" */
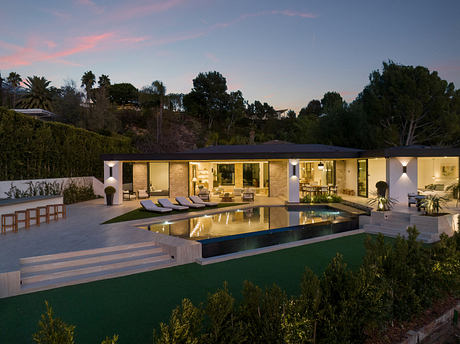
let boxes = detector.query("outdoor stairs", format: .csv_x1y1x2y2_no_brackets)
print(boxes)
19,241,174,293
363,212,437,243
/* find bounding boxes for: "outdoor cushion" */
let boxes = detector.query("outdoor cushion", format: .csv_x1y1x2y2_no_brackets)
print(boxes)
176,196,205,208
189,195,218,207
140,200,172,213
158,198,188,210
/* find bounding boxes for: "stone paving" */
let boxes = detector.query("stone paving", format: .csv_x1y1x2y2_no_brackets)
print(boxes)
0,196,285,272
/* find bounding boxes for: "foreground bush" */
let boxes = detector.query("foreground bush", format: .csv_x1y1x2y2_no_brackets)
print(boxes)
33,301,118,344
154,228,460,344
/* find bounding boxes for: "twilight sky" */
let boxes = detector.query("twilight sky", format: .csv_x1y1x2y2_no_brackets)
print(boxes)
1,0,459,112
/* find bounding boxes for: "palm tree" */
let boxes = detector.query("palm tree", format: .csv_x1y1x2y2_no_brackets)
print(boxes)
7,72,22,107
81,71,96,103
151,80,166,143
98,74,111,89
18,76,53,110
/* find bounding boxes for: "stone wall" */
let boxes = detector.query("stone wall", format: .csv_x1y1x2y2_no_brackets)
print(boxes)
235,163,243,188
269,161,288,199
170,162,189,197
133,163,148,192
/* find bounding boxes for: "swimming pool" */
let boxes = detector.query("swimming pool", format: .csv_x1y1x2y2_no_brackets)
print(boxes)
139,205,358,257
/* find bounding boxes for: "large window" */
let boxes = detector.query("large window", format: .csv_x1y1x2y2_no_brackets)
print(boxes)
217,164,235,185
243,163,260,187
148,162,169,196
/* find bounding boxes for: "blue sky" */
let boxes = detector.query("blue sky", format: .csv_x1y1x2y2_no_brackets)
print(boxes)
1,0,459,111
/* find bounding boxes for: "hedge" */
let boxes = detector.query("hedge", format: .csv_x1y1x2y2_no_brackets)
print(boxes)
0,108,136,180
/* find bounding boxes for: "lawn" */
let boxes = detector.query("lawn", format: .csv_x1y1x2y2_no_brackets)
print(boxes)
0,233,373,344
103,202,247,224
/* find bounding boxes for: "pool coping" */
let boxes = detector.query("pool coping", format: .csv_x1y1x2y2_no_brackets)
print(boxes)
196,229,365,265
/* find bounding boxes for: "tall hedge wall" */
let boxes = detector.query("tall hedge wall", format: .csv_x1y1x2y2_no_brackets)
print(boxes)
0,108,136,180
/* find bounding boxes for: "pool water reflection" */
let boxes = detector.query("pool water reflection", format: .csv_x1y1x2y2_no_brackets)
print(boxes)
138,206,351,241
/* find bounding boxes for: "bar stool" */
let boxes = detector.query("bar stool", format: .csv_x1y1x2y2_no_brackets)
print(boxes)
47,204,58,221
15,210,30,229
1,213,17,234
54,204,66,219
37,206,50,224
26,208,40,226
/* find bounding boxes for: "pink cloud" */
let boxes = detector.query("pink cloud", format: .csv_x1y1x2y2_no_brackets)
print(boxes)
75,0,104,14
271,10,317,19
109,0,186,21
205,52,219,63
0,33,114,69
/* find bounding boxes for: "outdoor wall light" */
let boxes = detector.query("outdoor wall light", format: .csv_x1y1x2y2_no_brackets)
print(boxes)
293,164,297,176
109,166,113,177
402,165,407,174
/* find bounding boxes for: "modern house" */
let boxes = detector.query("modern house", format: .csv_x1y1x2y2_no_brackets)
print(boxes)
101,144,460,206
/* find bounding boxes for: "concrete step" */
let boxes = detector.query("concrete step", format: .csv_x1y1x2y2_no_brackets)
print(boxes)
21,246,164,274
21,254,171,285
21,258,175,293
370,219,410,228
364,224,437,243
20,241,159,265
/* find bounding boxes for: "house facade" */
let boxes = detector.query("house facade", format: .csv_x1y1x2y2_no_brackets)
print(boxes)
101,144,460,205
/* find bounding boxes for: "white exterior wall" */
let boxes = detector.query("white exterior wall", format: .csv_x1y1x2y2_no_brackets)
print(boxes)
344,159,357,192
0,177,104,199
104,161,123,205
387,157,417,203
288,159,300,203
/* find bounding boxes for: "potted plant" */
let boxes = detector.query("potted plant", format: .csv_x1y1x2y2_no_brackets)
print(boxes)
410,195,454,237
368,181,396,211
375,181,388,197
104,186,116,206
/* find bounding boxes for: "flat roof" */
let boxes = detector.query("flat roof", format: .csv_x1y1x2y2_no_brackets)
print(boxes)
101,144,460,162
101,144,364,161
361,145,460,158
14,108,57,118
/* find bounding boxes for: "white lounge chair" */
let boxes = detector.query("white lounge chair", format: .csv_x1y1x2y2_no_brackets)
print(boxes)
189,195,218,207
176,196,206,208
140,200,172,213
158,198,188,210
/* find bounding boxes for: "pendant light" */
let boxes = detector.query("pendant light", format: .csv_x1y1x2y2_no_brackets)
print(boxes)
318,161,324,171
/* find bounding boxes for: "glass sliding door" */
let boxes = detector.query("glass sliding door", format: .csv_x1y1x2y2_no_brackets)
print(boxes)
243,163,260,187
357,159,368,197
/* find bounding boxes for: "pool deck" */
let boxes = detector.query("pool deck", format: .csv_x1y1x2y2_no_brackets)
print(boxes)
0,196,284,272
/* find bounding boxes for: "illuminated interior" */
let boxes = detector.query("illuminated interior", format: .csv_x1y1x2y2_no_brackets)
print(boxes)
189,161,269,196
418,157,459,192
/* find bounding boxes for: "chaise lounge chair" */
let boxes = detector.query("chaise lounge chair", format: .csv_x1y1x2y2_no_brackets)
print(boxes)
176,196,206,208
189,195,218,207
140,200,172,213
158,198,189,210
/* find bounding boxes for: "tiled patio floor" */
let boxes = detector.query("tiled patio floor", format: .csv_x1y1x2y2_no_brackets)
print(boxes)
0,196,285,272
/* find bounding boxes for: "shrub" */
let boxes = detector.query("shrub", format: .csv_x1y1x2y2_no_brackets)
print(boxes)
63,180,97,204
33,301,75,344
301,194,342,204
0,108,135,180
153,298,202,344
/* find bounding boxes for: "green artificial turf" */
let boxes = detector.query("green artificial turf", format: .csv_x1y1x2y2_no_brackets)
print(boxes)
0,233,373,344
103,203,247,224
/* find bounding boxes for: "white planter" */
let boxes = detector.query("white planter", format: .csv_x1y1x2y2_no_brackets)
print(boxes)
410,213,455,236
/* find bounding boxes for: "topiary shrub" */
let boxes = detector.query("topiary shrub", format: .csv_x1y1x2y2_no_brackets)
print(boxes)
104,186,116,195
375,181,388,198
